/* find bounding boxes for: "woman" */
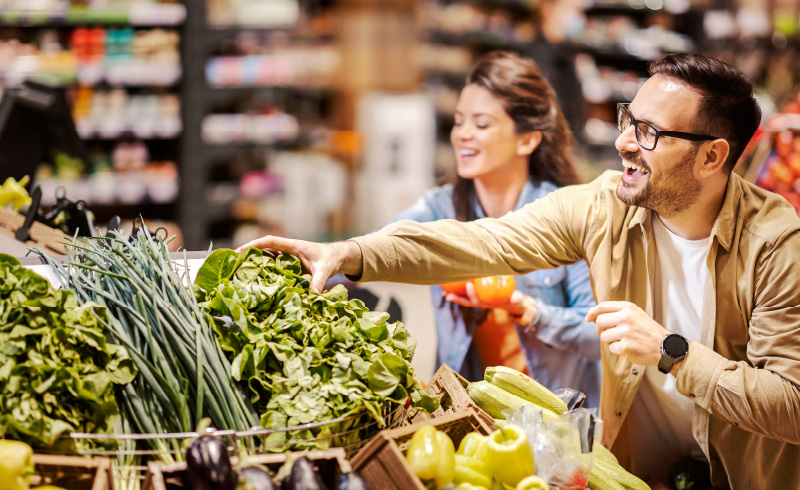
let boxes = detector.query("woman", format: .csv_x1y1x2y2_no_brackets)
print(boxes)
391,51,601,407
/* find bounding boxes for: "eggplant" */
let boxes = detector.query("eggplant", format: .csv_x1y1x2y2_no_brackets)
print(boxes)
239,465,278,490
286,456,329,490
335,472,374,490
185,435,237,490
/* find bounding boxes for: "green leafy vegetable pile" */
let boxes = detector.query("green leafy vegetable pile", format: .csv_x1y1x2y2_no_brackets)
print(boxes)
0,253,136,450
36,231,261,461
194,248,439,450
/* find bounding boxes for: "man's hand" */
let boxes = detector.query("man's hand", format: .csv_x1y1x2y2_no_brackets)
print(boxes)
236,236,363,293
585,301,670,366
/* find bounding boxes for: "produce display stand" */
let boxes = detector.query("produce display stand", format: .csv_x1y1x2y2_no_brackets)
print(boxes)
0,207,70,255
31,454,113,490
143,448,351,490
351,408,494,490
404,364,495,429
70,402,404,488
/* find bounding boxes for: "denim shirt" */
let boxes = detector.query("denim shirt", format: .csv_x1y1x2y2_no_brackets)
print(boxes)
391,180,602,408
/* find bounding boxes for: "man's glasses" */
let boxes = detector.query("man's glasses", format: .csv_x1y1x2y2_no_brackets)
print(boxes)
617,103,717,151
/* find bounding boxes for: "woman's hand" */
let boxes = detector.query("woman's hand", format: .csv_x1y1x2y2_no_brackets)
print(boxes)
444,282,538,327
236,235,363,293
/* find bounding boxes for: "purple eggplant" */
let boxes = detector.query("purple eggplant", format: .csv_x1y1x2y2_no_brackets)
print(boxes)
185,435,237,490
239,465,278,490
336,472,374,490
286,456,329,490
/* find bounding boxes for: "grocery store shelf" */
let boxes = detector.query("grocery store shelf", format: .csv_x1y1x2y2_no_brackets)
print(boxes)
0,4,186,27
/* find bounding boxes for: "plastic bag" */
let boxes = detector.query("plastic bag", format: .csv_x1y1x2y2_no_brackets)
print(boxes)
504,405,602,490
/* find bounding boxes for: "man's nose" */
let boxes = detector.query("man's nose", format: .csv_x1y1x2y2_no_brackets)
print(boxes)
615,125,639,153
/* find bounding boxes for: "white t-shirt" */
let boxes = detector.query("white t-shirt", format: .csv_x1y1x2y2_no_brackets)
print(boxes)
627,216,709,483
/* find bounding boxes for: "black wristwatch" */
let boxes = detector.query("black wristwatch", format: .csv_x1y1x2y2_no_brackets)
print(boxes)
658,333,689,374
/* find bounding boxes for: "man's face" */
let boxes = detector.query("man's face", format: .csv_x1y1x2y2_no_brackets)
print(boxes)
614,75,705,218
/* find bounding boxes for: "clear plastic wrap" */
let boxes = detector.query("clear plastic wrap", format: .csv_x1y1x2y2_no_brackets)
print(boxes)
504,405,601,490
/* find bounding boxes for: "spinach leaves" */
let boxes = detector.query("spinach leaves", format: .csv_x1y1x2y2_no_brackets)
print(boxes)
195,248,439,449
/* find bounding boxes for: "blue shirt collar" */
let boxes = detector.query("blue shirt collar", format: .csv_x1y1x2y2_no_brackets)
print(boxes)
470,180,541,218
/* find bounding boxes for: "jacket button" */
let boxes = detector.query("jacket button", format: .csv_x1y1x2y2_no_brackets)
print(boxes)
631,368,639,375
615,411,622,417
733,422,739,427
689,393,696,398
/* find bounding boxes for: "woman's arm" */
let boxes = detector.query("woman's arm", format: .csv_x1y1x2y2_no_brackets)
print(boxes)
524,260,601,360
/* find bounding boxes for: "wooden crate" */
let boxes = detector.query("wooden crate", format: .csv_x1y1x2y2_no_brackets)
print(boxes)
143,448,351,490
405,364,495,428
31,454,113,490
351,408,494,490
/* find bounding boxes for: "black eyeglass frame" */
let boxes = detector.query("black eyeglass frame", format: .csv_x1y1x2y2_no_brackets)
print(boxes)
617,103,718,151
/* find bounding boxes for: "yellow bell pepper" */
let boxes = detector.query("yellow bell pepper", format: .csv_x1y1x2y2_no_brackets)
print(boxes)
515,475,550,490
454,454,493,488
457,432,491,462
0,439,34,490
453,484,490,490
406,425,456,489
486,423,535,488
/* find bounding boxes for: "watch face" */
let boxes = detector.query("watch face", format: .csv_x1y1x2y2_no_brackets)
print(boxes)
663,334,689,358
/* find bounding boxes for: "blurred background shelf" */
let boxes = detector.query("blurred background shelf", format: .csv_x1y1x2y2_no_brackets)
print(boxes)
3,0,800,251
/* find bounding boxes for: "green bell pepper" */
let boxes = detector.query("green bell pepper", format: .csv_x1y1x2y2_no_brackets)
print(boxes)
486,423,535,488
0,439,34,490
406,425,456,489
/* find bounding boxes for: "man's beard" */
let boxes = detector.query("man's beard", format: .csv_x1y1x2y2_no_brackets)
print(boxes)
616,147,702,218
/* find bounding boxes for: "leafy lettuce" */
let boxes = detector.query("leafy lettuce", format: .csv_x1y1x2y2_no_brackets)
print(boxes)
0,254,136,450
194,248,439,449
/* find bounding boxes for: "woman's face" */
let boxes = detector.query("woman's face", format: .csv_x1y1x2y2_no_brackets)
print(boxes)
451,84,533,181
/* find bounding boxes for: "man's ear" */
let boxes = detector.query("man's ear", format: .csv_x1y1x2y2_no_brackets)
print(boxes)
698,138,730,177
517,131,543,156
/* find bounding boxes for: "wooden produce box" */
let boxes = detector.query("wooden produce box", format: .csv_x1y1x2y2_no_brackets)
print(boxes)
31,454,113,490
351,408,494,490
405,364,495,428
143,448,351,490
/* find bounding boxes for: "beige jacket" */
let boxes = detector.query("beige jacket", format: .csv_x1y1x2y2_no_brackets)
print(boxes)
353,171,800,489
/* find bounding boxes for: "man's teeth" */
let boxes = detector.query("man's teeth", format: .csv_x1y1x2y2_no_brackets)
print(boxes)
461,149,478,157
623,161,649,174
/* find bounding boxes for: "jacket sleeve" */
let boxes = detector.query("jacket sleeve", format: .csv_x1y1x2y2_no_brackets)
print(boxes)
530,260,601,361
352,180,601,285
676,230,800,444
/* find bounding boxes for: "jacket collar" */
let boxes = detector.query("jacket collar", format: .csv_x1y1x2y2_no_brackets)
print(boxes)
708,172,741,253
625,172,740,252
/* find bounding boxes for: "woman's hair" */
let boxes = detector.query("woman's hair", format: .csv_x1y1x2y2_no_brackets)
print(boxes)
452,50,580,221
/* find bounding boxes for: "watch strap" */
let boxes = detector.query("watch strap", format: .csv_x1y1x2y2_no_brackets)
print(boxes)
658,355,676,374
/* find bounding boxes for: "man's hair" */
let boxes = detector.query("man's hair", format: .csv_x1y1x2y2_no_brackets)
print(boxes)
649,53,761,173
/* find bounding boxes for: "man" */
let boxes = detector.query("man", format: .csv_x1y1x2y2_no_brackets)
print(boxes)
238,54,800,489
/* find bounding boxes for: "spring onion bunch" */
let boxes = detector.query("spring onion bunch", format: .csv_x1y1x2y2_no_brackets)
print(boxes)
35,228,260,461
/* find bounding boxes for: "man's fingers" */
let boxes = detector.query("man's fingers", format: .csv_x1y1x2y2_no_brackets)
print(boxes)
608,340,626,356
585,301,633,322
309,275,327,294
592,310,626,335
599,325,624,345
236,235,301,254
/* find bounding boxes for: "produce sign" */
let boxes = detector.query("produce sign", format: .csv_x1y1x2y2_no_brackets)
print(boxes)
194,248,439,450
0,254,136,450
